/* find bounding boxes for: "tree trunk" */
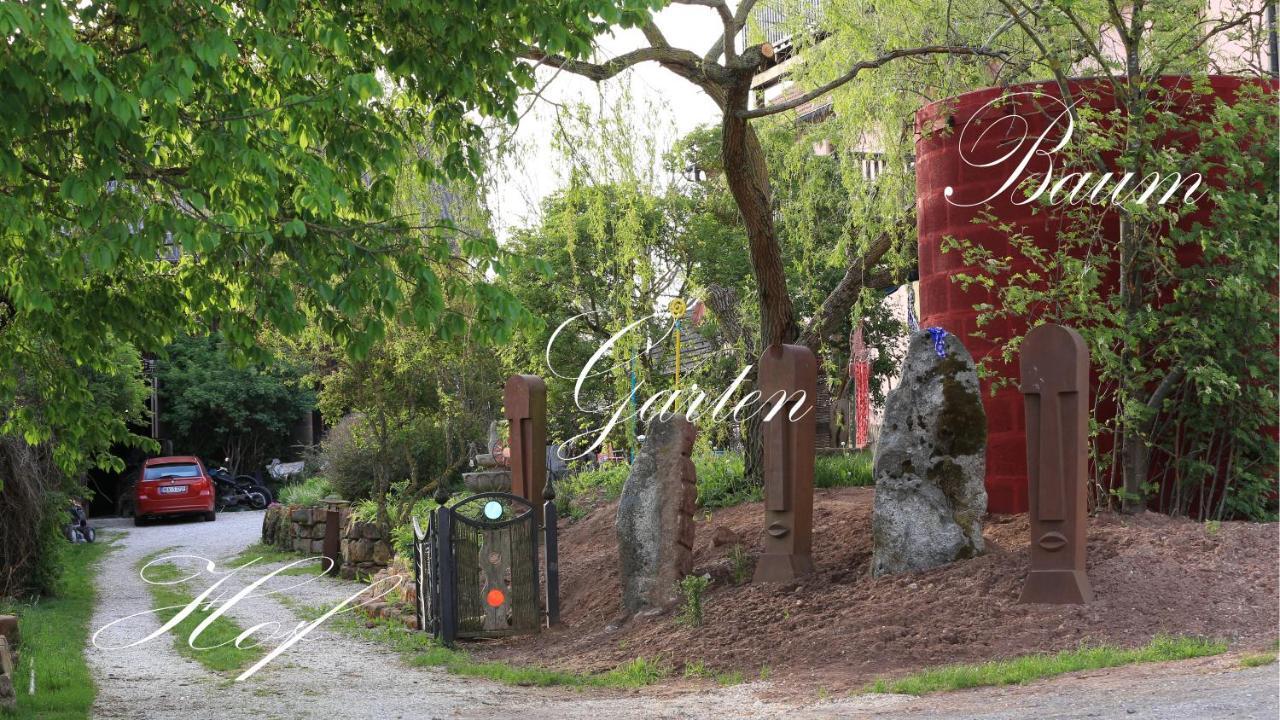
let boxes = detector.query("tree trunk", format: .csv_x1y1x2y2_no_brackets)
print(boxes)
721,79,799,348
720,77,799,489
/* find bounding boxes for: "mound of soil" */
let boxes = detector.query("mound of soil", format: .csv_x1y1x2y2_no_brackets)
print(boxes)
474,487,1278,691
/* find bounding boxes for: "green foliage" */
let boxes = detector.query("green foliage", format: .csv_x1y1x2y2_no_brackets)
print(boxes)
677,573,710,627
319,414,449,505
0,538,110,719
0,0,661,478
558,449,875,518
866,635,1228,695
159,334,314,473
815,451,875,489
277,476,334,507
946,82,1278,519
695,452,758,509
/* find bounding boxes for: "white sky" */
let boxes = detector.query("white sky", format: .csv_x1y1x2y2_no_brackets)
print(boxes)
489,5,723,238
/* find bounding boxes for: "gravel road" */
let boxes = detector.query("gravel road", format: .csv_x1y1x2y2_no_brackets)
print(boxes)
86,511,1278,720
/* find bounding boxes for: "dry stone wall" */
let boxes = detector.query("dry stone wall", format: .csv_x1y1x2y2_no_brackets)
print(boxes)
260,504,393,579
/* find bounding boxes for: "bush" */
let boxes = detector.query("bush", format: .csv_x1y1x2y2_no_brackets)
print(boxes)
320,414,450,501
278,476,333,506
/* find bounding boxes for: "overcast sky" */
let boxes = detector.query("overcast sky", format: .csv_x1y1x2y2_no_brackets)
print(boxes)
489,5,724,238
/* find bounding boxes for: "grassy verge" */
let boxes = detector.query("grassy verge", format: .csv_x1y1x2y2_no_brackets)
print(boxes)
290,601,670,689
0,538,114,720
866,635,1227,695
1239,641,1278,668
136,550,264,675
221,542,326,577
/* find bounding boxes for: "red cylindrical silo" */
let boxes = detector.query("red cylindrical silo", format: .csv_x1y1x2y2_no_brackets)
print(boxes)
914,75,1274,514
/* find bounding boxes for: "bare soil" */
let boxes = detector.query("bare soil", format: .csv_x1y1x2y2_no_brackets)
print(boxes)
473,487,1279,692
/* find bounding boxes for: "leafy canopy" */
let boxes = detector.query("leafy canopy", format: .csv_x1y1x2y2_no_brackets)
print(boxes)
0,0,659,473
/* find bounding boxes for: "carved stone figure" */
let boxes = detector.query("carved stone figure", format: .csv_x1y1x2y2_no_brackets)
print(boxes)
754,344,817,583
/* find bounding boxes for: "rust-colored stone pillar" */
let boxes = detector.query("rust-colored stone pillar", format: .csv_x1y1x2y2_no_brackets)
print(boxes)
754,344,817,583
504,374,547,512
1019,324,1092,604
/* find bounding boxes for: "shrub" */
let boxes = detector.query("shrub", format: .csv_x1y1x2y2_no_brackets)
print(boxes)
677,574,710,627
278,476,333,506
320,414,450,501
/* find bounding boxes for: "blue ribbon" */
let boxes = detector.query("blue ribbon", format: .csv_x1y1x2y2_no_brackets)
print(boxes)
926,327,948,358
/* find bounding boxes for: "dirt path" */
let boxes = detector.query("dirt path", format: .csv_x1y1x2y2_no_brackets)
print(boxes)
86,511,1277,719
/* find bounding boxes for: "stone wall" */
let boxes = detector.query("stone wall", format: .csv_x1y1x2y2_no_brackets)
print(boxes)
260,503,393,579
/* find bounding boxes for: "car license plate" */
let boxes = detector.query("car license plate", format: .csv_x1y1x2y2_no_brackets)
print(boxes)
158,485,186,495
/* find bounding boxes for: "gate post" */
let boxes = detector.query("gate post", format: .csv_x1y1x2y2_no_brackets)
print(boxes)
435,506,457,646
542,481,560,627
322,497,347,578
504,375,547,518
754,343,817,583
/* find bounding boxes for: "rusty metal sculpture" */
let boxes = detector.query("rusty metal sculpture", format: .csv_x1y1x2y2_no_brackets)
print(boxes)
504,375,547,516
754,344,817,583
1019,324,1093,604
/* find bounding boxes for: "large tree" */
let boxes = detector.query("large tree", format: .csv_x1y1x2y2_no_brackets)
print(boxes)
0,0,659,476
522,2,1001,353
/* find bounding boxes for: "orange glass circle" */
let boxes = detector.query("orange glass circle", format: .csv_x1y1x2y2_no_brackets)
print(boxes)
486,588,505,607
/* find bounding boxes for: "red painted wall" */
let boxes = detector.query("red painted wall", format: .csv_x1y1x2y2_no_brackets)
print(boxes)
913,75,1274,514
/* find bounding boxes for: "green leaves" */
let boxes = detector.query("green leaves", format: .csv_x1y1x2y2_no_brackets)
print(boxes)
0,0,660,475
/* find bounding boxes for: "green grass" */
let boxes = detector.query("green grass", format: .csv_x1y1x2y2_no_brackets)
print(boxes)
136,551,264,675
0,538,114,720
814,451,874,489
559,450,875,515
866,635,1228,695
277,476,333,506
295,602,669,689
1240,642,1278,668
221,542,331,577
1240,652,1277,667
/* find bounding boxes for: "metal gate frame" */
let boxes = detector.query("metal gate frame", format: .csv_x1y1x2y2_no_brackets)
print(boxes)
413,491,559,646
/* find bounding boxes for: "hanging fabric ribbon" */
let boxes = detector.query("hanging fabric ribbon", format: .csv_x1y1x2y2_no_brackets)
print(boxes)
851,324,871,450
906,282,919,333
668,298,687,389
628,351,638,462
926,326,948,358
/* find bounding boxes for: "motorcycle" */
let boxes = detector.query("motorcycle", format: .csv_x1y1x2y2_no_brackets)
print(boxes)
209,460,272,511
66,501,96,543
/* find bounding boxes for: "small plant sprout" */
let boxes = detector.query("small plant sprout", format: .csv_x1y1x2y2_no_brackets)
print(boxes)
677,573,711,627
728,544,752,585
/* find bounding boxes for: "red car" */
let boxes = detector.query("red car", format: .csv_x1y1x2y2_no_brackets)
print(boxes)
134,456,216,526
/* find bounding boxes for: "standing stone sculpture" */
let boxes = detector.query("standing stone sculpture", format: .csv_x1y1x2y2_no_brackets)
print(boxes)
1019,324,1092,604
872,329,988,576
504,375,547,511
616,415,697,614
754,344,816,583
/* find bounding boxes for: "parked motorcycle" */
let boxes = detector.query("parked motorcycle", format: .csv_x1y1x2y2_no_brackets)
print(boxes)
66,501,96,543
209,460,272,511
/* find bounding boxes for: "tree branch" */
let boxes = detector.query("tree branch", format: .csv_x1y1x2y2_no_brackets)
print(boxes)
520,45,703,82
738,45,1007,119
798,215,908,354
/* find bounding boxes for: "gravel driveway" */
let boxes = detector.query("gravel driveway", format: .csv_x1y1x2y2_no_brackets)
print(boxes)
86,511,1278,719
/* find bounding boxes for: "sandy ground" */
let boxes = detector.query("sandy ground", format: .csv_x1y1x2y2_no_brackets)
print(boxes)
85,510,1278,719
